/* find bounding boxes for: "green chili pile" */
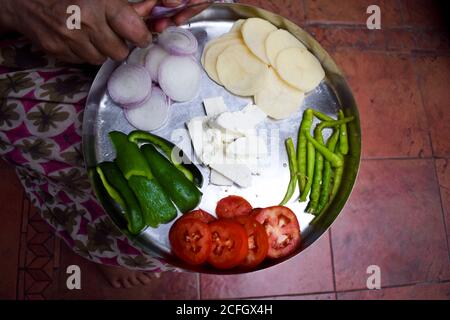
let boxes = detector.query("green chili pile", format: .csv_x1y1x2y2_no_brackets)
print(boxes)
280,108,354,216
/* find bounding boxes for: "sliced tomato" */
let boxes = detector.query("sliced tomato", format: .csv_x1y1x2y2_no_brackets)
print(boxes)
181,209,216,224
208,219,249,269
234,216,269,269
254,206,301,259
169,218,212,266
216,195,253,219
251,208,263,217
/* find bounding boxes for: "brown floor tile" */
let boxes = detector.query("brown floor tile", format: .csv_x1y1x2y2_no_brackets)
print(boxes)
255,293,335,300
331,160,450,291
305,26,386,51
400,0,448,28
414,56,450,158
413,30,450,52
304,0,403,27
385,29,416,52
337,282,450,300
239,0,306,25
0,160,23,299
332,50,431,159
436,159,450,249
200,233,333,299
50,243,199,300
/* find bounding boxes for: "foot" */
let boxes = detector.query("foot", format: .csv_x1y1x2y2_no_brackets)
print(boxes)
96,264,161,288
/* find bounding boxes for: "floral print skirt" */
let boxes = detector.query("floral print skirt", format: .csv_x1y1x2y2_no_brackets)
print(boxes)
0,37,178,272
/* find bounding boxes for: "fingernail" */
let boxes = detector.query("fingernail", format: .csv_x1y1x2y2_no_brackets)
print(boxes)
164,0,183,6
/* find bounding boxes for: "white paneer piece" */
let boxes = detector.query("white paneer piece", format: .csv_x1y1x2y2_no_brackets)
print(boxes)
210,170,234,186
214,103,267,136
203,96,228,117
186,116,207,163
201,128,225,165
226,135,268,158
209,163,252,188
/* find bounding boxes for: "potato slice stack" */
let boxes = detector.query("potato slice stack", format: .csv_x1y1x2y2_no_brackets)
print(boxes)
201,18,325,120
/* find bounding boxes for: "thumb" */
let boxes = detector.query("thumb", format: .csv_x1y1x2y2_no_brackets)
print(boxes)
132,0,158,17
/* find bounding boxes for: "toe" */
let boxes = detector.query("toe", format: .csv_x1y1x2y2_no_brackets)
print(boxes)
122,278,132,289
137,273,151,285
129,274,141,286
111,279,122,288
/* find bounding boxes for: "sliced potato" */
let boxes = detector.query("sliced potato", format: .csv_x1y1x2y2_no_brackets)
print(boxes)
230,19,246,32
241,18,277,64
265,29,306,66
203,38,243,84
255,68,305,120
216,44,269,97
201,32,241,66
276,47,325,92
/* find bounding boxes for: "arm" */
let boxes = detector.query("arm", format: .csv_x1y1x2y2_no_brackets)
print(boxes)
0,0,14,34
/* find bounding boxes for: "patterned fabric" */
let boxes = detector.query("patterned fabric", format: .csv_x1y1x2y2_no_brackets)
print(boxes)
0,0,236,272
0,38,178,272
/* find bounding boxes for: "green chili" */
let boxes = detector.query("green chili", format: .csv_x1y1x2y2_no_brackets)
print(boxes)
304,131,343,168
300,139,315,202
297,108,314,194
317,129,340,214
330,151,344,202
338,110,349,155
306,126,325,213
280,138,298,205
312,110,335,122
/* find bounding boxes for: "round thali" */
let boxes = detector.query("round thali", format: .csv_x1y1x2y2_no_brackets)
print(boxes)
82,3,361,274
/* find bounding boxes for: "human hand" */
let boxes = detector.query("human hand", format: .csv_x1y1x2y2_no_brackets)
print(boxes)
150,0,213,32
0,0,157,64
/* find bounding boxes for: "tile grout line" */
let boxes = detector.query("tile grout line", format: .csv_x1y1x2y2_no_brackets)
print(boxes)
334,279,450,297
432,159,450,258
328,229,338,294
301,0,308,22
234,279,450,300
362,156,434,161
410,54,450,257
196,273,201,300
15,190,26,300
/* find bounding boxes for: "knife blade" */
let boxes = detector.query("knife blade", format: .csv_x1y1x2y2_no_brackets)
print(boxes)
145,1,214,21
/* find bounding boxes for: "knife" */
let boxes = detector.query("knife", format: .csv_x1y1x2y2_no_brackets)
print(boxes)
145,1,215,21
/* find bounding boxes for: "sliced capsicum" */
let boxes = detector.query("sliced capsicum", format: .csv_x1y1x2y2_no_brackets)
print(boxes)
127,175,177,226
97,162,145,235
141,143,202,213
109,131,153,180
109,131,177,227
128,130,203,187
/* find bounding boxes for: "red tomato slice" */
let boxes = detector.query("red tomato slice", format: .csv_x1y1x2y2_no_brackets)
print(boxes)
254,206,301,259
234,216,269,269
216,195,253,219
251,208,263,217
181,209,216,224
208,219,249,269
169,218,212,266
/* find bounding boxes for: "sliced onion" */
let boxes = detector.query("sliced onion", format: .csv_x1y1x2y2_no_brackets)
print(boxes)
108,64,152,106
125,87,170,131
158,27,198,56
144,45,169,82
158,55,201,102
127,44,153,66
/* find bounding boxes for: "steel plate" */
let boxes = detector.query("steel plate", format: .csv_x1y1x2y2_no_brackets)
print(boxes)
82,3,361,274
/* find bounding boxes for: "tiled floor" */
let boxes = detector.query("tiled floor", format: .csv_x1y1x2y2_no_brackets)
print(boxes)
0,0,449,300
